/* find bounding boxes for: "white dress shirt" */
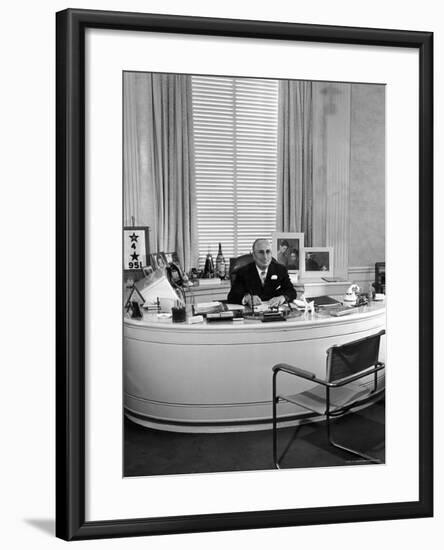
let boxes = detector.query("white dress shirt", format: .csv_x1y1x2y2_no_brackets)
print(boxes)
256,265,269,286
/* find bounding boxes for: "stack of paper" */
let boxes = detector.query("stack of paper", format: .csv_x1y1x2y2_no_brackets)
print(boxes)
193,302,224,315
197,278,221,286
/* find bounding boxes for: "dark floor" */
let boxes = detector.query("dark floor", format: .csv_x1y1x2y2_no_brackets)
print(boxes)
124,399,385,477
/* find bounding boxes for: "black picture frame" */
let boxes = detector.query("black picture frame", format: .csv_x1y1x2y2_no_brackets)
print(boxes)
56,9,433,541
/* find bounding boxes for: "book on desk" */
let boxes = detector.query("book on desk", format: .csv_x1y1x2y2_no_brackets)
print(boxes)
311,295,341,308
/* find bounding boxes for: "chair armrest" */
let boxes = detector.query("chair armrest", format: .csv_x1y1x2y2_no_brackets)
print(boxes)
273,363,328,385
331,362,385,387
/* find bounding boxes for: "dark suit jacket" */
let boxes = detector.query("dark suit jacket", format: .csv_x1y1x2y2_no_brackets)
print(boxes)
227,260,296,305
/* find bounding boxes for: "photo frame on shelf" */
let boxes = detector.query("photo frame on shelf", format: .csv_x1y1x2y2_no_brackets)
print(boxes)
272,232,304,273
149,252,167,270
301,247,334,279
164,251,179,266
56,8,433,541
142,264,154,278
164,251,185,276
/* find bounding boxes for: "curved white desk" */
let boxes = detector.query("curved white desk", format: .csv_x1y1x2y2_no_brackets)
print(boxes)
124,303,386,432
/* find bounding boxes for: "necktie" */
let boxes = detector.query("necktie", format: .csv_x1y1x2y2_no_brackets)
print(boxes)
260,269,266,286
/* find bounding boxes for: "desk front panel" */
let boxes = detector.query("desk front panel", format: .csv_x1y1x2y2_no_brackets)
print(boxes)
124,304,386,432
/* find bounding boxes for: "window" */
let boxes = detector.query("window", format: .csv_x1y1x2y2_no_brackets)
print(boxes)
191,76,278,264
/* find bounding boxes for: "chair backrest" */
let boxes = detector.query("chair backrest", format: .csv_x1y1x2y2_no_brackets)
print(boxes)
326,330,385,383
229,254,254,285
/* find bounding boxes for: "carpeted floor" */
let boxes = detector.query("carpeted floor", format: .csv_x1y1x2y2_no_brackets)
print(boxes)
124,399,385,477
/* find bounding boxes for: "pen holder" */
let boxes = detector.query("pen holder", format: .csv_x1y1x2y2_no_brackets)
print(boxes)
172,306,186,323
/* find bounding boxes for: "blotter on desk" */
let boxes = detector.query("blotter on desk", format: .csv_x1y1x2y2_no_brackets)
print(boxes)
262,311,286,322
206,311,235,322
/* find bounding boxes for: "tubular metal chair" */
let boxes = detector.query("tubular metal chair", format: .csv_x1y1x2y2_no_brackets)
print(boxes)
272,330,385,469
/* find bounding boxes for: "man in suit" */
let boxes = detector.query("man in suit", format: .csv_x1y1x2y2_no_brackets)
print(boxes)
227,238,296,307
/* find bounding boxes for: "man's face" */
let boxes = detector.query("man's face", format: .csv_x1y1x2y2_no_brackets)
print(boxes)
253,239,273,269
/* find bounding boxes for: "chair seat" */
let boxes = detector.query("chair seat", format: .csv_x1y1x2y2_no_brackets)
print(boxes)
279,382,372,415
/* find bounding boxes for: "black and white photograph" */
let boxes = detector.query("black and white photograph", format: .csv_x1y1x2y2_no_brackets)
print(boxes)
0,0,438,544
306,251,329,271
50,4,434,543
164,251,184,272
123,71,386,477
272,232,304,272
149,252,167,270
302,246,334,278
164,251,179,265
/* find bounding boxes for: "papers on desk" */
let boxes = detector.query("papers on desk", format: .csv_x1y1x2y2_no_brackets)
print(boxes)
136,273,183,307
197,278,221,286
225,303,245,312
250,303,271,313
242,301,289,313
193,302,224,315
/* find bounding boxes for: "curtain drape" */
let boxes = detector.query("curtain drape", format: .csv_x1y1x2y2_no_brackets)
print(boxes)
276,80,313,246
123,73,198,272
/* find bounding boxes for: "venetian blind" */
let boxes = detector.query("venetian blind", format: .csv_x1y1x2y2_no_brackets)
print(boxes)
191,76,278,265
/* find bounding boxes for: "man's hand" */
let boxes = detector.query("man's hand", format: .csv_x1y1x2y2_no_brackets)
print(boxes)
243,294,262,307
268,295,286,308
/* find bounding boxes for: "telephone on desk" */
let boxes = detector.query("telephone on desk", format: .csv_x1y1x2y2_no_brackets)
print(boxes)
244,300,292,322
262,311,287,322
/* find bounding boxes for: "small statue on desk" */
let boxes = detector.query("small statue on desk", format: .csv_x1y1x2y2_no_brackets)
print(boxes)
299,293,315,314
128,300,143,320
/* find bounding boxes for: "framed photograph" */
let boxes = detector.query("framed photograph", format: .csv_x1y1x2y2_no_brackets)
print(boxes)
149,252,167,270
302,247,334,279
272,232,304,273
56,9,433,541
163,251,176,264
164,251,184,272
123,226,149,270
142,265,154,278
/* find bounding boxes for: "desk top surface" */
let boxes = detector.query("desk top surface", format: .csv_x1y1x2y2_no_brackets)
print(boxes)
124,300,385,331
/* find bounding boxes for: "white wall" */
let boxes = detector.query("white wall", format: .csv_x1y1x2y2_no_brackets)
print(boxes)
312,81,385,276
349,84,386,266
0,1,441,549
